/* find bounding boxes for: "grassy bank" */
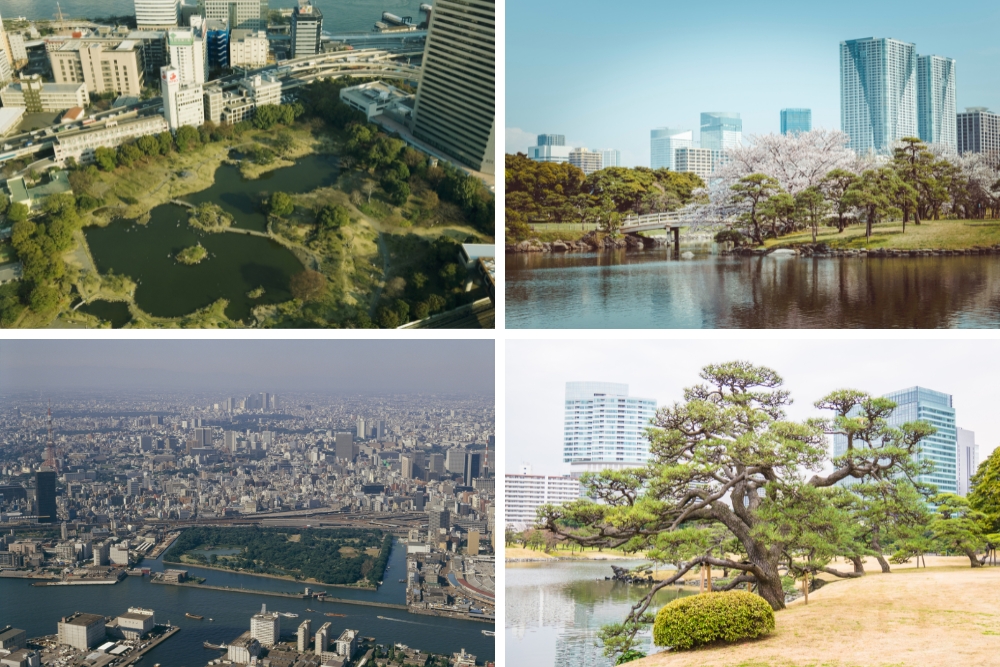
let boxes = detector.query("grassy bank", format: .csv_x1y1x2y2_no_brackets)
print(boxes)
765,218,1000,251
635,556,999,667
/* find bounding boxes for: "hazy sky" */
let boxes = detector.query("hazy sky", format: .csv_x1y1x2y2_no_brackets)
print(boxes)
506,0,1000,167
0,340,494,394
507,339,1000,475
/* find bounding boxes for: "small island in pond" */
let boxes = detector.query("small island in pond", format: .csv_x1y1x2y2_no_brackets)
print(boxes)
176,244,208,265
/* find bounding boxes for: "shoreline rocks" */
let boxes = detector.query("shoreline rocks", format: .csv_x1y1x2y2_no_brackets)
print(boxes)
506,232,668,253
722,242,1000,258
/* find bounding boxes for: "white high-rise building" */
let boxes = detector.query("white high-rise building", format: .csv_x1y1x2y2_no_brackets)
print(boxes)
250,604,280,647
650,128,693,170
296,619,311,652
161,65,205,130
527,144,571,164
841,37,918,154
0,9,12,71
563,382,658,477
674,147,714,182
134,0,180,28
168,28,207,85
957,427,979,497
505,464,582,529
600,149,621,168
917,54,957,151
568,147,602,175
356,418,366,439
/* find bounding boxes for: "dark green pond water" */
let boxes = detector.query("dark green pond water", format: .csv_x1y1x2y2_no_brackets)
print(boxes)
77,299,131,328
84,155,339,322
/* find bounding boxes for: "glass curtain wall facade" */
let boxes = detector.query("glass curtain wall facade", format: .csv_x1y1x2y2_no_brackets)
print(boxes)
917,55,957,150
650,128,692,170
562,382,657,477
780,108,812,135
840,37,917,154
699,112,742,151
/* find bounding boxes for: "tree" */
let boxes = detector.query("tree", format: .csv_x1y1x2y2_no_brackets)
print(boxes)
892,137,933,227
819,169,857,232
174,125,202,152
289,269,326,301
794,186,830,243
268,192,295,218
7,203,29,223
0,193,10,216
317,204,350,229
376,304,400,328
94,146,117,171
930,493,987,567
759,192,797,238
843,168,904,241
117,142,143,166
841,478,932,573
729,174,781,244
540,362,936,661
969,447,1000,532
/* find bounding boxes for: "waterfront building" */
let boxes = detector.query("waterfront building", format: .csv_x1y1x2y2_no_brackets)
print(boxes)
568,148,602,175
673,146,713,182
840,37,917,154
0,649,40,667
50,40,146,96
202,0,268,32
563,382,658,477
411,0,495,175
917,54,957,150
161,65,205,130
115,608,155,640
957,427,979,497
230,29,267,68
0,77,90,113
134,0,179,28
600,148,621,168
780,108,812,135
296,619,312,652
650,127,693,170
35,471,56,524
53,116,170,165
57,613,105,651
109,540,130,566
957,107,1000,156
334,629,358,658
227,631,261,664
250,604,280,647
504,465,581,529
291,2,323,59
168,28,207,85
0,627,26,652
700,112,742,152
527,143,571,164
314,622,332,655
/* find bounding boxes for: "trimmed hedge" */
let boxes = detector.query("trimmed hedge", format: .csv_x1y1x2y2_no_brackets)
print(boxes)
653,591,775,650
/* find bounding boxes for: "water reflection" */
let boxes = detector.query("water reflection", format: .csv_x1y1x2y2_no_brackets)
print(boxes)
506,249,1000,328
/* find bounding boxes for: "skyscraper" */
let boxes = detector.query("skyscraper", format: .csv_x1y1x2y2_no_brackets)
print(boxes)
168,29,207,85
780,108,812,135
134,0,180,28
957,107,1000,156
463,452,481,486
700,112,742,152
36,471,57,523
296,619,312,652
335,432,355,462
250,605,280,647
201,0,268,32
411,0,495,175
956,428,979,497
356,418,365,439
536,134,565,146
917,55,957,150
291,1,323,59
883,387,957,495
562,382,658,477
600,149,621,168
840,37,917,154
650,128,692,170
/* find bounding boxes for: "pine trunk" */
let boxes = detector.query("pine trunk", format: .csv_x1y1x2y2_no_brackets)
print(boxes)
850,556,865,574
875,554,891,573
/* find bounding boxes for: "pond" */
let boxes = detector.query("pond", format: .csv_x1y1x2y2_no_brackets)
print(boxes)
506,559,691,667
84,155,340,322
506,248,1000,328
77,299,131,328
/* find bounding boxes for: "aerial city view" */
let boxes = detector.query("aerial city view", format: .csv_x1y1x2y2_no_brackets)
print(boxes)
0,0,495,328
505,339,1000,667
0,340,496,667
505,0,1000,328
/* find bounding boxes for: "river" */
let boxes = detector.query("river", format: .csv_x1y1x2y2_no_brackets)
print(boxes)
2,0,431,32
0,540,494,664
506,249,1000,328
506,560,690,667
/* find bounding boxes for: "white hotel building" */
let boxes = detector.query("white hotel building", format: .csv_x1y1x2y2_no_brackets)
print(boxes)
505,465,581,531
563,381,657,477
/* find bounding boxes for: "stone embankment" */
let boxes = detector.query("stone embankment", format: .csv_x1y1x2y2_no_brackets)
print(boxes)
724,243,1000,258
506,231,666,253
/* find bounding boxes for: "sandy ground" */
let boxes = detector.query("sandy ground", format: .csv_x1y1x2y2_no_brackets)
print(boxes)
505,546,637,561
634,556,1000,667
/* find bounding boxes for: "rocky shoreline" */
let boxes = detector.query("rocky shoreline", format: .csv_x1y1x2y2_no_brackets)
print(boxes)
506,230,667,253
725,242,1000,258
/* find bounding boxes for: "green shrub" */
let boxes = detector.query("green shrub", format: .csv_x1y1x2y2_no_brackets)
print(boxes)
653,591,775,650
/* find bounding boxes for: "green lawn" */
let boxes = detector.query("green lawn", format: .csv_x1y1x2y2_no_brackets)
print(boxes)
765,218,1000,251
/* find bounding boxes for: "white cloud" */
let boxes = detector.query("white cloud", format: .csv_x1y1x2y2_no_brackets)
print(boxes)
505,127,537,155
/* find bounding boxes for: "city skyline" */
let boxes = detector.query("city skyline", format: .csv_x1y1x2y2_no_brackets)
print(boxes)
506,0,1000,167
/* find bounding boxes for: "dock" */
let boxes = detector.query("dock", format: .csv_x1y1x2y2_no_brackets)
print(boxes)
122,625,180,666
149,580,408,610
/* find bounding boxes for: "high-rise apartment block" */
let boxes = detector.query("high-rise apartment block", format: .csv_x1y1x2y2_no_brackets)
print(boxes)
700,112,742,151
250,605,280,647
650,128,692,170
313,622,331,655
505,465,582,528
563,382,658,477
957,107,1000,156
134,0,180,28
568,148,602,175
917,55,957,150
956,427,979,497
201,0,268,31
0,9,14,71
780,108,812,135
296,619,312,652
291,2,323,59
412,0,495,175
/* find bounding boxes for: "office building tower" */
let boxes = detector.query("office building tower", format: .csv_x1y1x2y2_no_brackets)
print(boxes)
314,622,331,655
225,431,238,452
600,149,621,168
780,108,812,135
841,37,917,154
568,147,602,175
537,134,565,146
563,382,658,477
463,452,481,486
296,619,311,652
467,530,480,555
917,54,957,150
161,65,204,130
527,143,571,163
956,428,979,497
377,420,386,440
957,107,1000,156
206,22,231,70
674,147,713,182
505,465,582,529
127,479,141,496
356,418,366,439
250,605,280,647
401,454,416,479
427,508,450,543
335,432,355,462
35,471,57,523
700,112,742,152
202,0,268,32
291,1,323,58
650,128,693,170
428,452,444,474
445,448,465,474
134,0,179,28
412,0,495,175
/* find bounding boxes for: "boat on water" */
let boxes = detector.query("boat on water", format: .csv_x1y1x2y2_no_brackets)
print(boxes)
325,613,346,617
305,608,316,613
203,642,228,650
398,579,406,583
185,613,204,620
482,630,495,637
276,612,299,618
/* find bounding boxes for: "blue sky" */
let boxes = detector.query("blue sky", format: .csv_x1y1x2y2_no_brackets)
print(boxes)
506,0,1000,167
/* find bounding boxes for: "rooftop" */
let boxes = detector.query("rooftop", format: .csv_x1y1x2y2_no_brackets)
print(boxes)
62,612,104,627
